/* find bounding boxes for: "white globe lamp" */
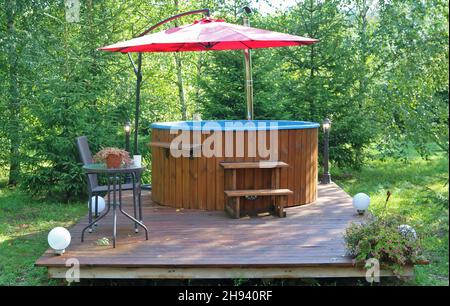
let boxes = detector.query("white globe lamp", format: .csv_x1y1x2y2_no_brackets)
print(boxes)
87,196,105,215
398,224,417,241
48,227,71,255
352,193,370,215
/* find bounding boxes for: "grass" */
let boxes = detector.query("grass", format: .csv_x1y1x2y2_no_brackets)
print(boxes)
0,186,85,285
333,152,449,286
0,151,448,286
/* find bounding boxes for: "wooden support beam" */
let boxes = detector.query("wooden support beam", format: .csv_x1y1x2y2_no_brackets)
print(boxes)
47,265,415,280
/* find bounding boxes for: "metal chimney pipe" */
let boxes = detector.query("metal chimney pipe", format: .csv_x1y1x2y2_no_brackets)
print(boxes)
243,7,253,120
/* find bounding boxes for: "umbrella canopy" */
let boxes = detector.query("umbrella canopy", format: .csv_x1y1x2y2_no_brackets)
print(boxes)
98,13,318,156
99,18,318,53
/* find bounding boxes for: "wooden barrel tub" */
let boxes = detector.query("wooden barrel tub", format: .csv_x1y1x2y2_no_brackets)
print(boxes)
150,120,319,216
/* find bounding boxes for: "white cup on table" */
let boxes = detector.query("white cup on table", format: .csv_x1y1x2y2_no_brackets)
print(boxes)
133,155,142,167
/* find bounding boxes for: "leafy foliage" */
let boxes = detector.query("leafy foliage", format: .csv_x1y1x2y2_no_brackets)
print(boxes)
344,215,425,275
0,0,448,199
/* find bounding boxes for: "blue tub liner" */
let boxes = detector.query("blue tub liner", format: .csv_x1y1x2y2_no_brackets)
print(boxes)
151,120,320,131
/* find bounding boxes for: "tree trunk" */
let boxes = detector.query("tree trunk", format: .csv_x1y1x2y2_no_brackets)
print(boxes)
358,0,370,109
86,0,99,113
308,0,317,119
174,0,187,120
5,0,20,186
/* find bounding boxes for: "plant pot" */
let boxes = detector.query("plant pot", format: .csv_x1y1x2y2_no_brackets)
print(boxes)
105,154,122,169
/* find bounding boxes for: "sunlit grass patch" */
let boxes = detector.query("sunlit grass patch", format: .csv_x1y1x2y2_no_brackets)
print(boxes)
0,189,85,285
334,153,449,286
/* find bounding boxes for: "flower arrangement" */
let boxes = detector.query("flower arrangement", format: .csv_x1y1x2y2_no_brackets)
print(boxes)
93,147,132,168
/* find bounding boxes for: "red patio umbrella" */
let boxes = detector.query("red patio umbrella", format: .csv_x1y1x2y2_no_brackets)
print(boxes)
99,17,317,53
98,8,318,155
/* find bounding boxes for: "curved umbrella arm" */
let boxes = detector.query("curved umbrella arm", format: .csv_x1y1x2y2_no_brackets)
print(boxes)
127,53,139,76
137,8,210,37
129,8,210,155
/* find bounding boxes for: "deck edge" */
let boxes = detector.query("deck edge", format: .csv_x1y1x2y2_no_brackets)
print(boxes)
47,265,414,279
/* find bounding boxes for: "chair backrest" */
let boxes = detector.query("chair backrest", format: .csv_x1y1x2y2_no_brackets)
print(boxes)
76,136,98,190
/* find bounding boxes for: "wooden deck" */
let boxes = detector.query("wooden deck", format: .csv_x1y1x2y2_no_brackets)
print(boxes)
35,183,413,279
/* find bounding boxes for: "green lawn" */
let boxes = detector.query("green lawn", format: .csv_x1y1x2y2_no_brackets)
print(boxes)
0,188,85,285
0,153,448,286
334,152,449,286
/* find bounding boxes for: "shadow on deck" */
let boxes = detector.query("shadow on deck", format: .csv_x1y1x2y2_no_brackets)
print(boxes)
35,183,413,279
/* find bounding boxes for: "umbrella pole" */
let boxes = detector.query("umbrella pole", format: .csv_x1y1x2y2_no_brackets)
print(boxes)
134,52,142,155
243,15,254,121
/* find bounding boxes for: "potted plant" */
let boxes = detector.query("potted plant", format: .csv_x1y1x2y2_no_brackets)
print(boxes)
94,147,132,169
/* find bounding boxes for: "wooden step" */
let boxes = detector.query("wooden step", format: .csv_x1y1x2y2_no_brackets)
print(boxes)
220,161,288,169
224,188,293,198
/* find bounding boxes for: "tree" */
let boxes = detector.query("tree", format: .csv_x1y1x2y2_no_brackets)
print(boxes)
173,0,188,120
16,1,141,199
4,0,21,185
0,0,447,200
373,0,449,156
270,0,375,167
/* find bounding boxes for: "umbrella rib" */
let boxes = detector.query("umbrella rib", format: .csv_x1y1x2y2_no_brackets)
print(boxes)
176,43,186,52
240,40,253,49
217,26,262,49
197,42,219,49
223,26,314,49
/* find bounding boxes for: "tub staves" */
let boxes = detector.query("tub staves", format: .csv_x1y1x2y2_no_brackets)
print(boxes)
150,121,319,213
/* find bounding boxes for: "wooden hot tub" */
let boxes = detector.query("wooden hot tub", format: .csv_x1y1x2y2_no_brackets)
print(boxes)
150,120,319,216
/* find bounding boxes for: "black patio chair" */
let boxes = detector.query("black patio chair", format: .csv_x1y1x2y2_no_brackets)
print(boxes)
75,136,143,233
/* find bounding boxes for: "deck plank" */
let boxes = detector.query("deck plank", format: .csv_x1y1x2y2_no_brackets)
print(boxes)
35,183,374,278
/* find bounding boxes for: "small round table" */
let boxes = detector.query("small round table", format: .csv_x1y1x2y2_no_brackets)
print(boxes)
81,164,149,248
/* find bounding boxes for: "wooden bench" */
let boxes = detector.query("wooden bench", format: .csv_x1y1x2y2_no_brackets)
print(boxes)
220,161,292,218
224,189,293,218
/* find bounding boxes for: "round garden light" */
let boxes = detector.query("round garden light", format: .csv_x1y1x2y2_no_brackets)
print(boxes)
87,196,105,214
398,224,417,241
352,193,370,215
47,227,71,255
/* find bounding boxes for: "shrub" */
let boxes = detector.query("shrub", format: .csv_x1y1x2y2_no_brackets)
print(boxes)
344,215,425,275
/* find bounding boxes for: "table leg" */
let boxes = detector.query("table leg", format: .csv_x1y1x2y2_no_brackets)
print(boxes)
118,206,149,240
112,176,117,248
131,172,138,233
119,173,148,241
82,169,148,245
88,190,93,233
81,187,111,242
94,195,99,227
136,172,143,222
138,187,143,222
